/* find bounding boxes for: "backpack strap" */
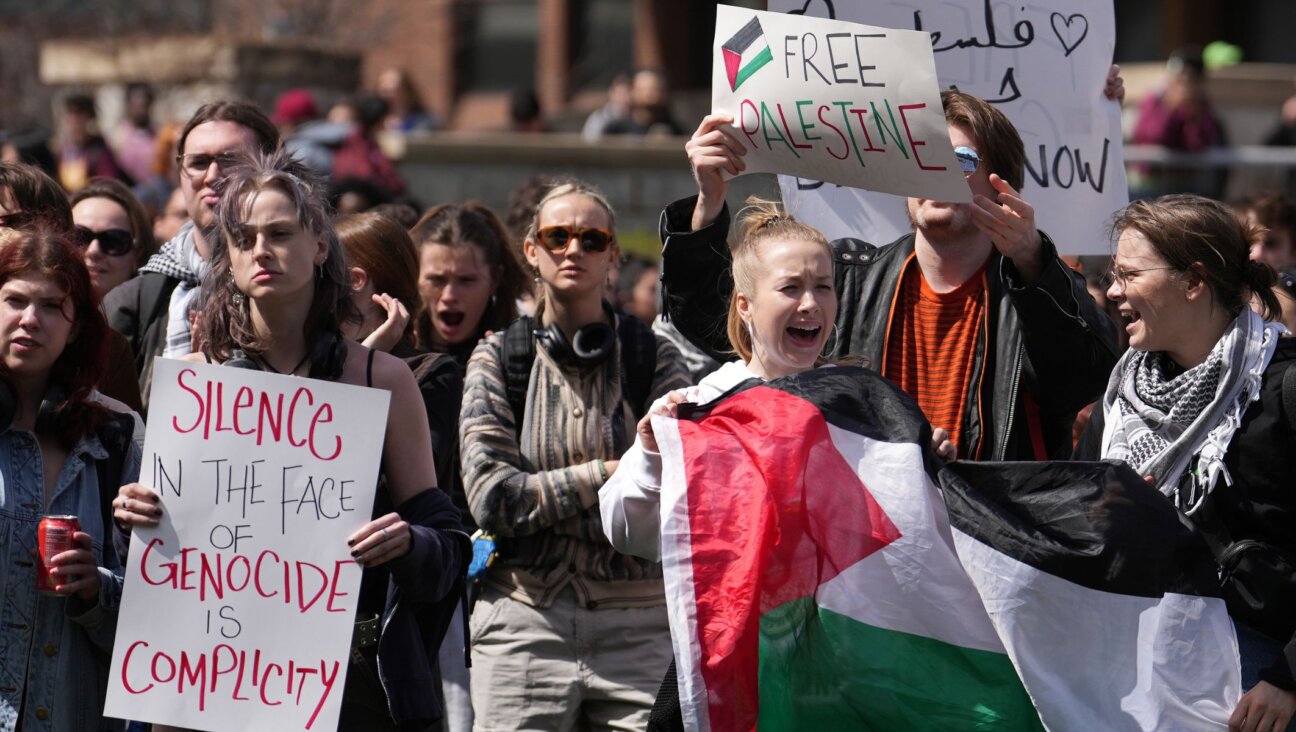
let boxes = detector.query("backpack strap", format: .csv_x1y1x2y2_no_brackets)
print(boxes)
1283,363,1296,433
500,316,538,435
615,310,659,420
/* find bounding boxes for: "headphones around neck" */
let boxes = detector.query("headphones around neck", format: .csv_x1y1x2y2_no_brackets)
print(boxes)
535,302,618,368
0,380,70,435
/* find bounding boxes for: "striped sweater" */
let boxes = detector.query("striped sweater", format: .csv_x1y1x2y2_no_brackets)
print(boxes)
460,315,691,609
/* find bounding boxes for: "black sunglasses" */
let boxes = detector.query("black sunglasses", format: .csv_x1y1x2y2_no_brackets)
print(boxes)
536,225,615,253
71,225,135,257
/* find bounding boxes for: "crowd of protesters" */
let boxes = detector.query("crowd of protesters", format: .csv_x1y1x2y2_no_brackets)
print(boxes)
0,54,1293,732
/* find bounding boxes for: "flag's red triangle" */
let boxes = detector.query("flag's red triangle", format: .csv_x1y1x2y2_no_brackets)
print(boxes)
723,48,742,91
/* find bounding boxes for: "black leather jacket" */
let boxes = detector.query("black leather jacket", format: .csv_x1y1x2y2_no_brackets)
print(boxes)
659,196,1119,461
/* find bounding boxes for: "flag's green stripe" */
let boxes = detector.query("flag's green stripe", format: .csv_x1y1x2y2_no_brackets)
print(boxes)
734,46,772,89
758,597,1044,731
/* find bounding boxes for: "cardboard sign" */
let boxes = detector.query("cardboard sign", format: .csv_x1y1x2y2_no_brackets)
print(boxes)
714,5,971,203
772,0,1128,255
104,358,391,732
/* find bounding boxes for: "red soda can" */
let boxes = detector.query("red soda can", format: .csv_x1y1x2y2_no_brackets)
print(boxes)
37,515,80,595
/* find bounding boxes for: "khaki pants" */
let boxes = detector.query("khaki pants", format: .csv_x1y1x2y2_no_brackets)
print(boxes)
469,587,672,731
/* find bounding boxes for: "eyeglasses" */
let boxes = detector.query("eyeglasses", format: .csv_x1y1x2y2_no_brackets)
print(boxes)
954,146,981,176
176,151,243,178
70,225,135,257
1101,265,1178,289
0,210,36,230
535,225,615,253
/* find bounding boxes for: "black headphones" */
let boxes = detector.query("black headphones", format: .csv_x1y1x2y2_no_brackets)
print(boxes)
534,302,618,368
0,380,69,435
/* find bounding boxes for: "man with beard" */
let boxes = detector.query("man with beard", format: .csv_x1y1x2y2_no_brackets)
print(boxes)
658,89,1118,462
104,102,279,408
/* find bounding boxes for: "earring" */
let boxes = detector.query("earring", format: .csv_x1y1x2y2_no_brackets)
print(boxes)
820,323,840,358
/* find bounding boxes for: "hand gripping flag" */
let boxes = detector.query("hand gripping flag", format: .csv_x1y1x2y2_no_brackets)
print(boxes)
654,367,1240,731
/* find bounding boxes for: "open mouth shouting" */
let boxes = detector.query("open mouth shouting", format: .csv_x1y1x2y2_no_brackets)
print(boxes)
786,323,822,348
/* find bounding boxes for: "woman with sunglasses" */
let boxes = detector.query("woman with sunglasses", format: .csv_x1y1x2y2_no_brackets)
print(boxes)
114,150,468,731
70,178,156,299
459,180,691,730
1075,195,1296,731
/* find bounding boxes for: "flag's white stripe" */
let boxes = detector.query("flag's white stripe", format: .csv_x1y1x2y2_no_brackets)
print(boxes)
952,527,1240,731
656,414,712,732
817,427,1007,654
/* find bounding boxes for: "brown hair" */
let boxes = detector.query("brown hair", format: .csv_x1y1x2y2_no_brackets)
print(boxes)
941,90,1025,192
1111,194,1280,320
725,197,833,363
335,211,420,347
150,121,184,178
70,178,157,267
201,148,358,364
410,201,529,345
178,101,279,157
0,226,108,445
0,162,72,231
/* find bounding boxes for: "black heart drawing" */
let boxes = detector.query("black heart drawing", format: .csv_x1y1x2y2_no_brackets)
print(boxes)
1051,13,1088,57
788,0,836,18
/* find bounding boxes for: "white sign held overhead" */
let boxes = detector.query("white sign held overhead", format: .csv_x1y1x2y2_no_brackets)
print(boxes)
713,4,971,203
771,0,1128,255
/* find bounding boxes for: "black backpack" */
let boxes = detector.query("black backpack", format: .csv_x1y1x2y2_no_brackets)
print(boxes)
499,310,658,437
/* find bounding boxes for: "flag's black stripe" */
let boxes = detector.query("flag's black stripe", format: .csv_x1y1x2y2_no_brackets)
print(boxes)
940,460,1222,599
680,367,932,451
722,16,765,55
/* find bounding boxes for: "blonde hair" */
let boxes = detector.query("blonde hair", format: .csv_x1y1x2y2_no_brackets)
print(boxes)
523,180,618,306
725,198,832,363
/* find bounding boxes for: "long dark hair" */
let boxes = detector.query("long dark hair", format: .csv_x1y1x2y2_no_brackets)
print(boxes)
0,227,107,445
200,149,358,368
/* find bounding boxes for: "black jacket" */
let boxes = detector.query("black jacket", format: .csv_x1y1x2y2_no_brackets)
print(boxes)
1077,337,1296,688
102,270,180,410
659,196,1119,461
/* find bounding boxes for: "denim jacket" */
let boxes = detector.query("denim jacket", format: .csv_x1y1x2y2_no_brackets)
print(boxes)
0,410,142,732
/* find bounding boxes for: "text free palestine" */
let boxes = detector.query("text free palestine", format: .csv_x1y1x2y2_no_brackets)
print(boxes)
736,97,948,173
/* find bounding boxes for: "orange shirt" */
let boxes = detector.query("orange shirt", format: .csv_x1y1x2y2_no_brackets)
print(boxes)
883,258,988,457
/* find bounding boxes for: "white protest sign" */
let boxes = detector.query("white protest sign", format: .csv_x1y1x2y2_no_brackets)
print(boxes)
713,4,971,203
772,0,1128,255
105,358,390,732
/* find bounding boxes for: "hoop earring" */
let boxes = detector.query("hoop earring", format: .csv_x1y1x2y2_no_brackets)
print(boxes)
820,323,840,359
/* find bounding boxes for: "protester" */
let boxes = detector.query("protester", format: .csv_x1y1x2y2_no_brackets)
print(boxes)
331,94,406,196
70,178,156,298
1073,194,1296,732
1,128,59,181
337,209,474,732
662,85,1121,462
274,88,352,179
111,83,157,186
57,94,130,192
114,149,468,730
581,72,632,142
410,202,529,365
0,226,142,732
103,101,279,407
1235,192,1296,271
614,254,659,325
1129,46,1228,199
132,120,182,221
508,89,545,133
459,180,691,730
376,67,437,133
151,187,189,247
599,69,684,137
0,162,143,413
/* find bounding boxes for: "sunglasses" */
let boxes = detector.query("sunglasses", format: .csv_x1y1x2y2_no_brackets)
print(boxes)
70,225,135,257
954,146,981,175
535,225,615,253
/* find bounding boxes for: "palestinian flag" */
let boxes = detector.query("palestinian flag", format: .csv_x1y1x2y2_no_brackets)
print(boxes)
655,367,1240,731
721,16,772,92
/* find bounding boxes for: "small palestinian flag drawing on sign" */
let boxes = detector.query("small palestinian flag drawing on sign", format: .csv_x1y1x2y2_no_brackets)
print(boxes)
722,16,772,92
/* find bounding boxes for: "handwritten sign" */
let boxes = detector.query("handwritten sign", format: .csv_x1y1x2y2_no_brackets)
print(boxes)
104,359,391,732
772,0,1128,255
713,5,971,203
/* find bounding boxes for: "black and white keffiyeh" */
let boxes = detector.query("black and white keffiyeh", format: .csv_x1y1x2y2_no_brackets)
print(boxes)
1100,308,1282,514
140,222,208,357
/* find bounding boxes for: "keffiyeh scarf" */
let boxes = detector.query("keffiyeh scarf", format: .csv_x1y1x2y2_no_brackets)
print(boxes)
140,222,208,357
1101,307,1281,514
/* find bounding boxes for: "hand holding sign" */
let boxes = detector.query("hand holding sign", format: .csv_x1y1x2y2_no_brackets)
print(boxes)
348,512,411,567
687,114,748,230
